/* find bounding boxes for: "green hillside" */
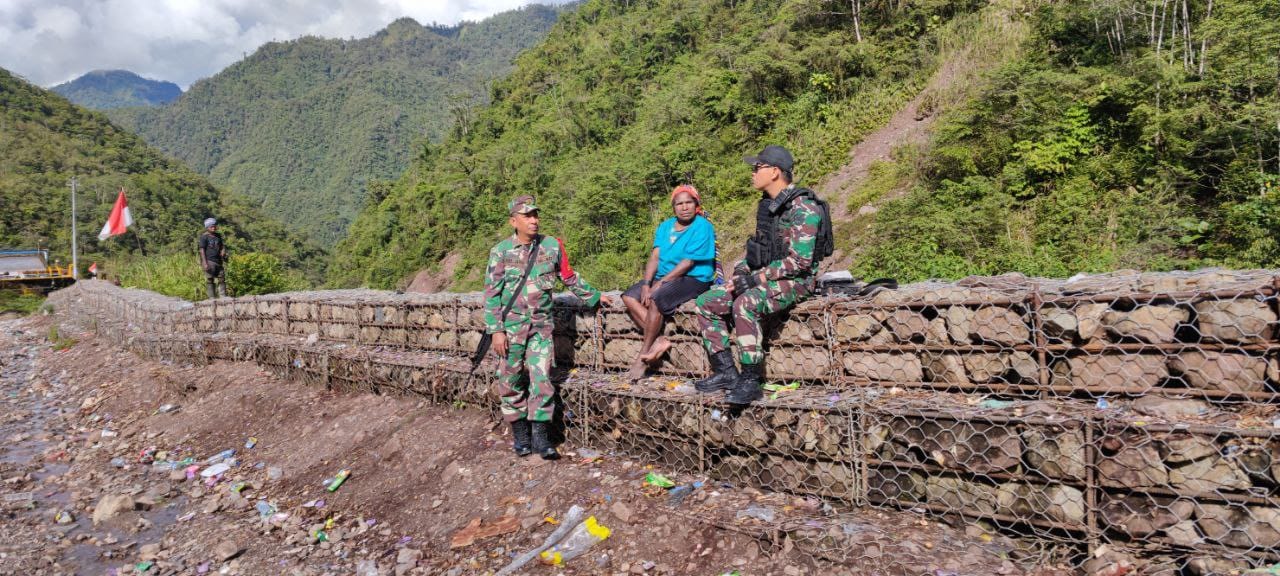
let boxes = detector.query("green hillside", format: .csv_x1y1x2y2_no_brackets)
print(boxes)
0,67,322,278
111,6,564,246
333,0,997,289
336,0,1280,290
851,0,1280,281
52,70,182,110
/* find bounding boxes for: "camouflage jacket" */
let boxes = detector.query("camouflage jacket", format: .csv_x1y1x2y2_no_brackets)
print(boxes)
483,234,600,340
734,187,823,288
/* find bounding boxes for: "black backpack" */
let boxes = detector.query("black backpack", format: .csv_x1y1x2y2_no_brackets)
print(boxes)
794,188,835,262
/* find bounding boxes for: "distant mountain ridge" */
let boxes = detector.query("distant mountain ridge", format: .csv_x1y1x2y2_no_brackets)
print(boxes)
52,70,181,109
109,5,565,246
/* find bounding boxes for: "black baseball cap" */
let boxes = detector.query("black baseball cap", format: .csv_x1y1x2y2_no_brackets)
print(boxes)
744,145,794,173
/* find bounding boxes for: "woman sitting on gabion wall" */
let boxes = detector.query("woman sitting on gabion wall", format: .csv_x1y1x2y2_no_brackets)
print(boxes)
620,184,718,381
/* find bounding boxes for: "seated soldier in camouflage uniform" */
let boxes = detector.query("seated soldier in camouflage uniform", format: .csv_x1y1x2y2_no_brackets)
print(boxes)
693,145,828,405
485,195,611,459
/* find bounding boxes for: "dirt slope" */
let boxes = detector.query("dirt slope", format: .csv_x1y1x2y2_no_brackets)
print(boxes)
0,315,1036,575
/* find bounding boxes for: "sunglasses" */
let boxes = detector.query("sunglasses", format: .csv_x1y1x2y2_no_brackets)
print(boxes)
752,163,774,173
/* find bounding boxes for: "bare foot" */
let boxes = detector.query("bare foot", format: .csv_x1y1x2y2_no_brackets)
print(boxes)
625,358,647,381
641,337,672,364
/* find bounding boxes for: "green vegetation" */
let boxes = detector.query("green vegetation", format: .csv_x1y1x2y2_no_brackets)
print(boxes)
46,324,76,350
114,252,306,301
335,0,990,290
0,67,324,283
853,0,1280,281
52,70,182,110
225,252,307,296
110,6,564,245
0,291,44,315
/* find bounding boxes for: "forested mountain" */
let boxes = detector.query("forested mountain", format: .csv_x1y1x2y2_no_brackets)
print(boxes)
334,0,1280,290
110,5,564,246
0,67,322,277
52,70,182,109
332,0,1001,289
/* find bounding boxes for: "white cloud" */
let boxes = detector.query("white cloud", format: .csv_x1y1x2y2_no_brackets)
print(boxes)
0,0,567,88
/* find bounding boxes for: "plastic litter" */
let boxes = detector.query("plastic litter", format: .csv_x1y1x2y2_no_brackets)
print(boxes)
538,516,611,566
763,381,799,400
735,505,777,523
110,457,126,468
267,466,284,480
200,462,231,478
1096,398,1110,410
667,481,703,507
100,429,118,438
206,449,235,465
577,448,603,462
156,404,178,414
244,437,258,449
135,560,153,572
978,398,1016,410
643,472,674,489
326,469,350,492
496,505,587,576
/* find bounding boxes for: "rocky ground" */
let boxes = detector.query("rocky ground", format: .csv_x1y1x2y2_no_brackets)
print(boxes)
0,314,1055,575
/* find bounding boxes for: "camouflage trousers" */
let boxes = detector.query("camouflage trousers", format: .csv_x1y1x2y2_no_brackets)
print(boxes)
496,331,555,423
695,280,809,365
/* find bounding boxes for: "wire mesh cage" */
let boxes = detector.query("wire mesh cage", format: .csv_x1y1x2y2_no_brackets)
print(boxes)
48,273,1280,573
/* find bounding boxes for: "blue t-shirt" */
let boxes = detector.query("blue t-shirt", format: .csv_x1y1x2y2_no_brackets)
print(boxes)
653,215,716,283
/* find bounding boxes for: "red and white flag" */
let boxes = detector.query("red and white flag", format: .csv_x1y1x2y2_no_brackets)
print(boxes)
88,262,98,275
98,188,134,240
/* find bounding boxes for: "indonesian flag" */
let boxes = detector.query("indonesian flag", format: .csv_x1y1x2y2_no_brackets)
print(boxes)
98,188,134,240
88,262,98,275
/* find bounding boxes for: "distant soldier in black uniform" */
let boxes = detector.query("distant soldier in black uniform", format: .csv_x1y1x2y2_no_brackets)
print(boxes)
198,217,228,299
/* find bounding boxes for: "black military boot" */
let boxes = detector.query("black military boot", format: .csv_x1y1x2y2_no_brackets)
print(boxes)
510,419,532,457
726,363,764,405
531,421,560,460
694,350,739,393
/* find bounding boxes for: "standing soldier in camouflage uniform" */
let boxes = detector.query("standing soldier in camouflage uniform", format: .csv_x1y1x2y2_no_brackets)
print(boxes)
694,145,830,405
485,195,610,459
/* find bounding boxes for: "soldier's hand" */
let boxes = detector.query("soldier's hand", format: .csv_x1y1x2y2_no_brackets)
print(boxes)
492,331,508,359
598,295,614,308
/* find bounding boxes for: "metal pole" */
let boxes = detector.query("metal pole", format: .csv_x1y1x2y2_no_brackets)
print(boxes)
69,176,79,280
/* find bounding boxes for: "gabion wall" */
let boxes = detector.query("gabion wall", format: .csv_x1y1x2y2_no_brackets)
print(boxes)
48,272,1280,574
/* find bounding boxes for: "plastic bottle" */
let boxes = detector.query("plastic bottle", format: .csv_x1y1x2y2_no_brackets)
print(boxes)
539,516,611,566
326,469,350,492
206,449,235,464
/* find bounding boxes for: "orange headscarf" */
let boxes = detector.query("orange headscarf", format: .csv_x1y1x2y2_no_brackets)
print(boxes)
671,184,705,216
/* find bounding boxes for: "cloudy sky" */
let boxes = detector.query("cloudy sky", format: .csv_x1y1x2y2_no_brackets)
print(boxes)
0,0,566,88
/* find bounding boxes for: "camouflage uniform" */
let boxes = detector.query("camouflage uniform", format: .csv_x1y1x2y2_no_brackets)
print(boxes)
485,234,600,423
696,186,822,365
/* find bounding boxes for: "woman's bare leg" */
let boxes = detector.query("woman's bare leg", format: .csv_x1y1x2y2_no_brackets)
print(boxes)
639,302,670,364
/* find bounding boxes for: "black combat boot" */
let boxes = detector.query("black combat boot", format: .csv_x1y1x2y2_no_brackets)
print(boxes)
531,421,560,460
510,419,532,457
726,363,763,405
694,350,739,393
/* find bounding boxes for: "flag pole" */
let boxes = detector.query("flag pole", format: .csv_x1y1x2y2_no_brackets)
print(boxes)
69,176,79,280
126,187,146,256
133,226,148,256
